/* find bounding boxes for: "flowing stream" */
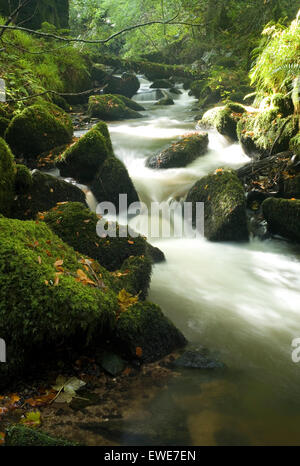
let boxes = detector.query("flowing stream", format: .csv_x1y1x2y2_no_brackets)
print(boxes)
77,77,300,445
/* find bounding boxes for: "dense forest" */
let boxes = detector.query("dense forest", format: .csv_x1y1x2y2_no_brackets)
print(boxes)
0,0,299,448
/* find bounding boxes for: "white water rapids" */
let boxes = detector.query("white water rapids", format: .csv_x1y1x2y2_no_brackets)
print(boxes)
76,77,300,445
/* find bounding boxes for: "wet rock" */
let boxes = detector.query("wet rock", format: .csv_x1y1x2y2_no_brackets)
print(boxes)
262,197,300,242
201,102,246,141
10,170,87,220
169,87,182,95
88,94,143,120
115,302,187,363
186,169,249,242
147,243,166,263
172,350,225,370
104,73,140,98
155,96,174,106
115,95,145,111
150,79,172,89
147,132,209,169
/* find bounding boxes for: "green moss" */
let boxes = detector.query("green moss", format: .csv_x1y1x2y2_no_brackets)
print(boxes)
271,93,293,117
0,137,15,216
14,164,33,195
147,133,209,169
91,156,139,210
186,169,249,242
0,216,118,386
190,80,207,99
262,197,300,242
43,202,148,272
5,426,77,447
0,116,9,138
88,94,142,120
113,255,152,299
290,133,300,156
114,95,145,112
237,110,299,157
93,121,114,155
115,302,186,363
58,127,109,183
5,104,73,160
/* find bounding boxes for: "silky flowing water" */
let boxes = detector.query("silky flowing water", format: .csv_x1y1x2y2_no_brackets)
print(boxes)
75,77,300,446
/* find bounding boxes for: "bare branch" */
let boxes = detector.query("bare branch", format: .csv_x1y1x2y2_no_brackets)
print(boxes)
0,12,202,45
0,0,33,39
6,86,106,103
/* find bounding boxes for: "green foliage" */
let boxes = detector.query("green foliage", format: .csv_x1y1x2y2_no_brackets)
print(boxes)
0,137,15,216
290,133,300,156
5,103,73,159
0,116,9,138
250,10,300,106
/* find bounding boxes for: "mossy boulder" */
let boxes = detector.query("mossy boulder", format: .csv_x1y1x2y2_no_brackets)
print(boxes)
104,73,140,98
91,156,139,210
0,138,16,216
14,164,33,195
115,302,186,363
91,63,113,83
282,174,300,199
237,110,298,158
290,134,300,156
57,126,110,183
155,96,174,106
5,103,73,160
201,103,246,141
115,95,145,112
88,95,142,120
10,170,87,220
0,216,118,388
5,426,77,447
43,202,149,272
147,133,209,169
150,79,172,89
262,197,300,242
186,169,249,242
0,116,9,138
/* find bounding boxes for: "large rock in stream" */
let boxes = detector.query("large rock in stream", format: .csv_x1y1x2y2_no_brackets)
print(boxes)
200,102,247,141
147,132,209,169
262,197,300,242
88,94,142,120
104,73,140,98
5,103,73,161
0,216,185,389
186,169,249,242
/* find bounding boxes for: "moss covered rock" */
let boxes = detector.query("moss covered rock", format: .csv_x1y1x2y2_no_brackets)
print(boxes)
201,103,246,141
14,164,33,195
150,79,172,89
115,95,145,112
104,73,140,98
11,170,87,220
57,126,110,183
5,426,77,447
88,94,142,120
43,202,149,271
91,156,139,210
237,110,298,158
0,216,119,387
262,197,300,242
186,169,249,242
0,138,16,216
155,96,174,106
5,103,73,160
271,93,293,117
147,133,209,169
115,302,186,363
